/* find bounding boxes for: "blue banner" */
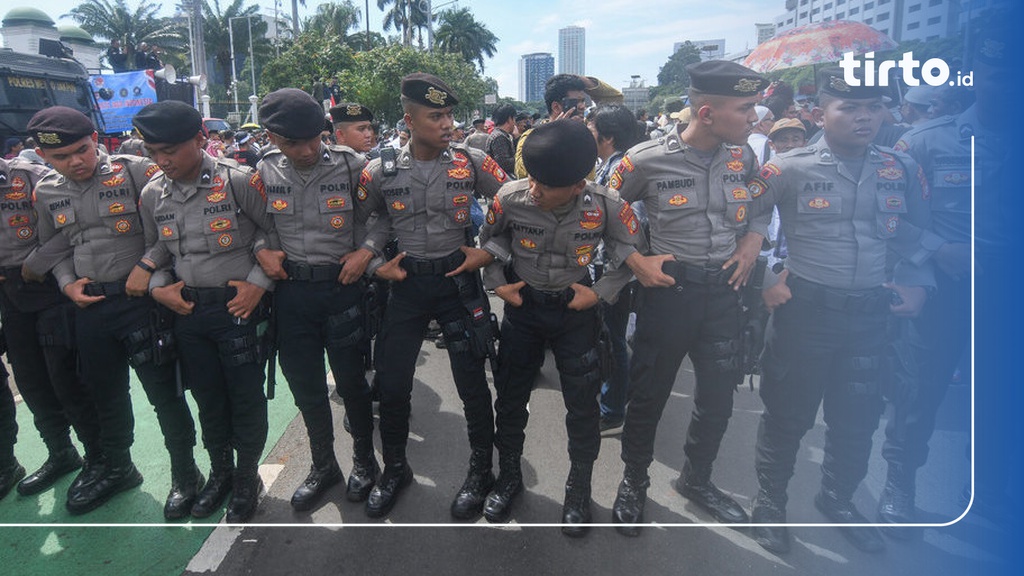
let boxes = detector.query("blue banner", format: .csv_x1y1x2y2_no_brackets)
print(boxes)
89,70,157,134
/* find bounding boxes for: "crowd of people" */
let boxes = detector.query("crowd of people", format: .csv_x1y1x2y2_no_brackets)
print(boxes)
0,31,992,557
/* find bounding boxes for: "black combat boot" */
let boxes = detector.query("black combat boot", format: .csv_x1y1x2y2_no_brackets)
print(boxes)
612,466,650,537
17,441,82,496
164,450,204,520
561,460,593,538
346,436,380,502
675,459,749,524
877,463,916,540
226,462,263,523
365,445,413,518
0,457,25,500
65,450,143,515
291,440,344,511
751,487,791,554
67,446,106,501
815,486,885,553
451,447,495,520
191,447,234,519
483,451,523,524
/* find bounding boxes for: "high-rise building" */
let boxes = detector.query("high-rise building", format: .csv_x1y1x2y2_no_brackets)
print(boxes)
771,0,1011,43
756,22,777,44
558,25,585,75
519,52,554,103
622,76,649,114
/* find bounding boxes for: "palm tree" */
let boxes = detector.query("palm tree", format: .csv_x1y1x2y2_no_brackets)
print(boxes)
434,7,498,73
202,0,273,97
377,0,412,46
66,0,185,70
291,0,306,37
304,1,362,42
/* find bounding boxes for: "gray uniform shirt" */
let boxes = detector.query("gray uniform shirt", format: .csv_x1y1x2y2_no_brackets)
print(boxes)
894,106,990,247
140,153,274,291
480,179,641,303
609,127,757,267
0,157,52,267
32,151,161,290
748,142,934,290
357,144,507,261
259,144,387,264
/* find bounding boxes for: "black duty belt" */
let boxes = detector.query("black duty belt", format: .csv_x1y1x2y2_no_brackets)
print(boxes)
83,281,127,297
283,261,342,282
521,284,576,307
400,251,466,276
662,260,734,286
0,266,23,278
181,286,237,306
787,275,891,314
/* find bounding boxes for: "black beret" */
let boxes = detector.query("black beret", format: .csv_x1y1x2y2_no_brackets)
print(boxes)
401,73,459,108
259,88,325,140
133,101,203,144
329,102,374,123
26,106,95,148
686,60,769,97
522,120,596,187
973,27,1010,68
817,66,886,99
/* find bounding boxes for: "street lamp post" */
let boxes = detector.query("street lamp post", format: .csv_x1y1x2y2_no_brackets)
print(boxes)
229,15,260,120
228,18,239,116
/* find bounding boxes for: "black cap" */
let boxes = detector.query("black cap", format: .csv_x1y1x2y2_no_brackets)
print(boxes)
401,73,458,108
817,66,886,99
973,26,1010,68
329,102,374,123
235,131,251,145
133,101,203,144
26,106,95,148
259,88,325,140
522,120,596,187
687,60,769,97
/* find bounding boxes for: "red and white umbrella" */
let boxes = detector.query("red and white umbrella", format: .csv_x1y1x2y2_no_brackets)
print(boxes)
744,20,897,73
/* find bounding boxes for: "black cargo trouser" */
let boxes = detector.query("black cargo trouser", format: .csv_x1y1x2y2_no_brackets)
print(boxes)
175,290,268,467
494,294,602,463
0,284,100,453
883,270,969,471
621,279,744,472
754,279,890,503
375,273,494,454
76,294,196,462
276,279,373,444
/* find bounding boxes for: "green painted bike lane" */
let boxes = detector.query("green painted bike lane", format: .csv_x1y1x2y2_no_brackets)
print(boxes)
0,367,298,575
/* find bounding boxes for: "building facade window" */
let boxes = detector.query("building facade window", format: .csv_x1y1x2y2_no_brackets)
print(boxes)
850,6,860,14
865,2,874,9
908,21,920,29
927,16,941,25
878,12,889,21
909,3,921,12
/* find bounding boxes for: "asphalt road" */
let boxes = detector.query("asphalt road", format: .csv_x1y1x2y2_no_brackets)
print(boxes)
180,295,995,576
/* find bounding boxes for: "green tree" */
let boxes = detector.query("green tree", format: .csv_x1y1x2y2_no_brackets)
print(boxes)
260,28,356,95
434,7,498,73
290,0,306,37
201,0,273,100
66,0,185,70
337,44,489,126
377,0,413,46
657,41,702,89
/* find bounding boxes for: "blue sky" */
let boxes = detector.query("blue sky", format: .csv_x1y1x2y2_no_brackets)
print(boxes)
24,0,784,98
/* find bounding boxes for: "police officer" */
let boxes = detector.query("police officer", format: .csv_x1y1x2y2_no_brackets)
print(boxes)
1,156,100,499
330,103,375,154
879,36,1004,532
478,120,641,534
254,89,385,510
356,73,507,519
608,61,767,535
135,100,276,523
26,107,199,518
747,67,935,554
